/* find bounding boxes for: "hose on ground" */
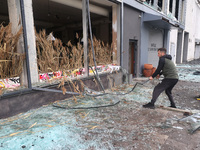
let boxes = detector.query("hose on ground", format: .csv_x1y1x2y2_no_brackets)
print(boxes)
52,79,150,109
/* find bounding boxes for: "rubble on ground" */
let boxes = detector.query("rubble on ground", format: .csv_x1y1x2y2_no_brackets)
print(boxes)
0,60,200,149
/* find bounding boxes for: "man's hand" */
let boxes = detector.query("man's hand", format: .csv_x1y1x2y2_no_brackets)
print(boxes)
149,76,153,80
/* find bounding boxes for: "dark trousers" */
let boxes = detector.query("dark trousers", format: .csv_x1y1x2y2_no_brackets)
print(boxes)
151,78,178,106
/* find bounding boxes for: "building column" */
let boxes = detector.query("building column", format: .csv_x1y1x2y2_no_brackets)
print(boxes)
153,0,158,9
8,0,28,86
8,0,38,87
182,32,189,62
117,4,121,66
178,0,182,21
182,0,187,24
163,0,170,14
172,0,176,16
112,5,118,65
176,30,184,64
82,0,89,76
163,29,170,52
23,0,38,84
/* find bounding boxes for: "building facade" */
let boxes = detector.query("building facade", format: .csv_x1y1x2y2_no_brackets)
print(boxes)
122,0,186,77
0,0,200,85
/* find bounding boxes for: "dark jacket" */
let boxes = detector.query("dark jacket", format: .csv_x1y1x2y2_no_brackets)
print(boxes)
152,54,179,79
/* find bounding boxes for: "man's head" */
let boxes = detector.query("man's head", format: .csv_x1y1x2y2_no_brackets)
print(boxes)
157,48,166,57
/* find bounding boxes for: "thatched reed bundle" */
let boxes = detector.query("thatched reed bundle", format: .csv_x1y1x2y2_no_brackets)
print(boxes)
88,36,112,66
36,30,113,74
35,29,72,73
0,23,25,79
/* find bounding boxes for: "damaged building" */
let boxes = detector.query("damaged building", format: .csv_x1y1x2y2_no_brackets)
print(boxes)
0,0,200,118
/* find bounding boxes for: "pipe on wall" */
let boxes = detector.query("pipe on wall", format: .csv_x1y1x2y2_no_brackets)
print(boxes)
120,0,124,67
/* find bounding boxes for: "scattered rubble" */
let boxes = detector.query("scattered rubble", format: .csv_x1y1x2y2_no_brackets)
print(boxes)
0,60,200,149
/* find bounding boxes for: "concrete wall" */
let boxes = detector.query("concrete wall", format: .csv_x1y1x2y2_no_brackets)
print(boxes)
141,21,170,71
184,0,195,61
184,0,200,61
195,4,200,39
140,20,149,72
195,45,200,59
0,71,123,119
147,28,164,67
123,5,141,76
195,3,200,59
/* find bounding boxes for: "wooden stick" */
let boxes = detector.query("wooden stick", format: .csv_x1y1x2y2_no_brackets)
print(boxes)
158,105,193,115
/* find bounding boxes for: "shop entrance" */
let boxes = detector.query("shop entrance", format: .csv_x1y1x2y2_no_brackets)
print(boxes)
129,40,137,77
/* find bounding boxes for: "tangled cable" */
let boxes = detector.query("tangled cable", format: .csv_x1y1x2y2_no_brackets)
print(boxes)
52,79,150,109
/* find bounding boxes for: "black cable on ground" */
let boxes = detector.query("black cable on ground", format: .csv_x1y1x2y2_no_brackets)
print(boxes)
52,100,120,110
52,79,150,110
85,79,150,97
52,0,150,110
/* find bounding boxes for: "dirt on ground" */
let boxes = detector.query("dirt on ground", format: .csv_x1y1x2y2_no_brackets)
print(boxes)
83,100,200,150
81,59,200,150
174,81,200,110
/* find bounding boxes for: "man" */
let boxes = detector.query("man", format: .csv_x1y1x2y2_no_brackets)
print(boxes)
143,48,179,109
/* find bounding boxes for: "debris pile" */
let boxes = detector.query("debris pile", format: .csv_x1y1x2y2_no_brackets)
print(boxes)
177,64,200,82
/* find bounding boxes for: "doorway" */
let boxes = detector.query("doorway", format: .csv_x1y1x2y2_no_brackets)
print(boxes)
129,40,137,77
182,32,189,62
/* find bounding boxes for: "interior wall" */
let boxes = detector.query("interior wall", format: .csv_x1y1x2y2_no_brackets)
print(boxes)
32,0,112,45
0,0,9,24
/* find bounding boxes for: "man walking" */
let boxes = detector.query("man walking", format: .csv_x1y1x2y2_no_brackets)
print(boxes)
143,48,179,109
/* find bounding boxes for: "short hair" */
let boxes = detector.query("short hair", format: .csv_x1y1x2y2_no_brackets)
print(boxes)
158,48,166,54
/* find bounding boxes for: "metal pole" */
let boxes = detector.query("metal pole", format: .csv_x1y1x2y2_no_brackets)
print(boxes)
19,0,32,89
0,89,32,99
120,0,124,67
32,87,80,95
82,0,89,76
86,0,105,92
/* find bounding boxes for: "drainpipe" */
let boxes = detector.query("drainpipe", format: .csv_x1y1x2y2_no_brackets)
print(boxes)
19,0,32,89
120,0,124,67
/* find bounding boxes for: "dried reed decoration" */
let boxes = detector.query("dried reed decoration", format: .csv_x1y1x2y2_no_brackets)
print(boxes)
88,36,112,66
35,30,84,73
0,23,25,79
35,30,113,73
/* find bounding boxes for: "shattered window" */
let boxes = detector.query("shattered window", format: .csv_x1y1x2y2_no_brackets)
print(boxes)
169,0,173,13
0,0,25,93
146,0,154,5
33,1,114,86
158,0,163,11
